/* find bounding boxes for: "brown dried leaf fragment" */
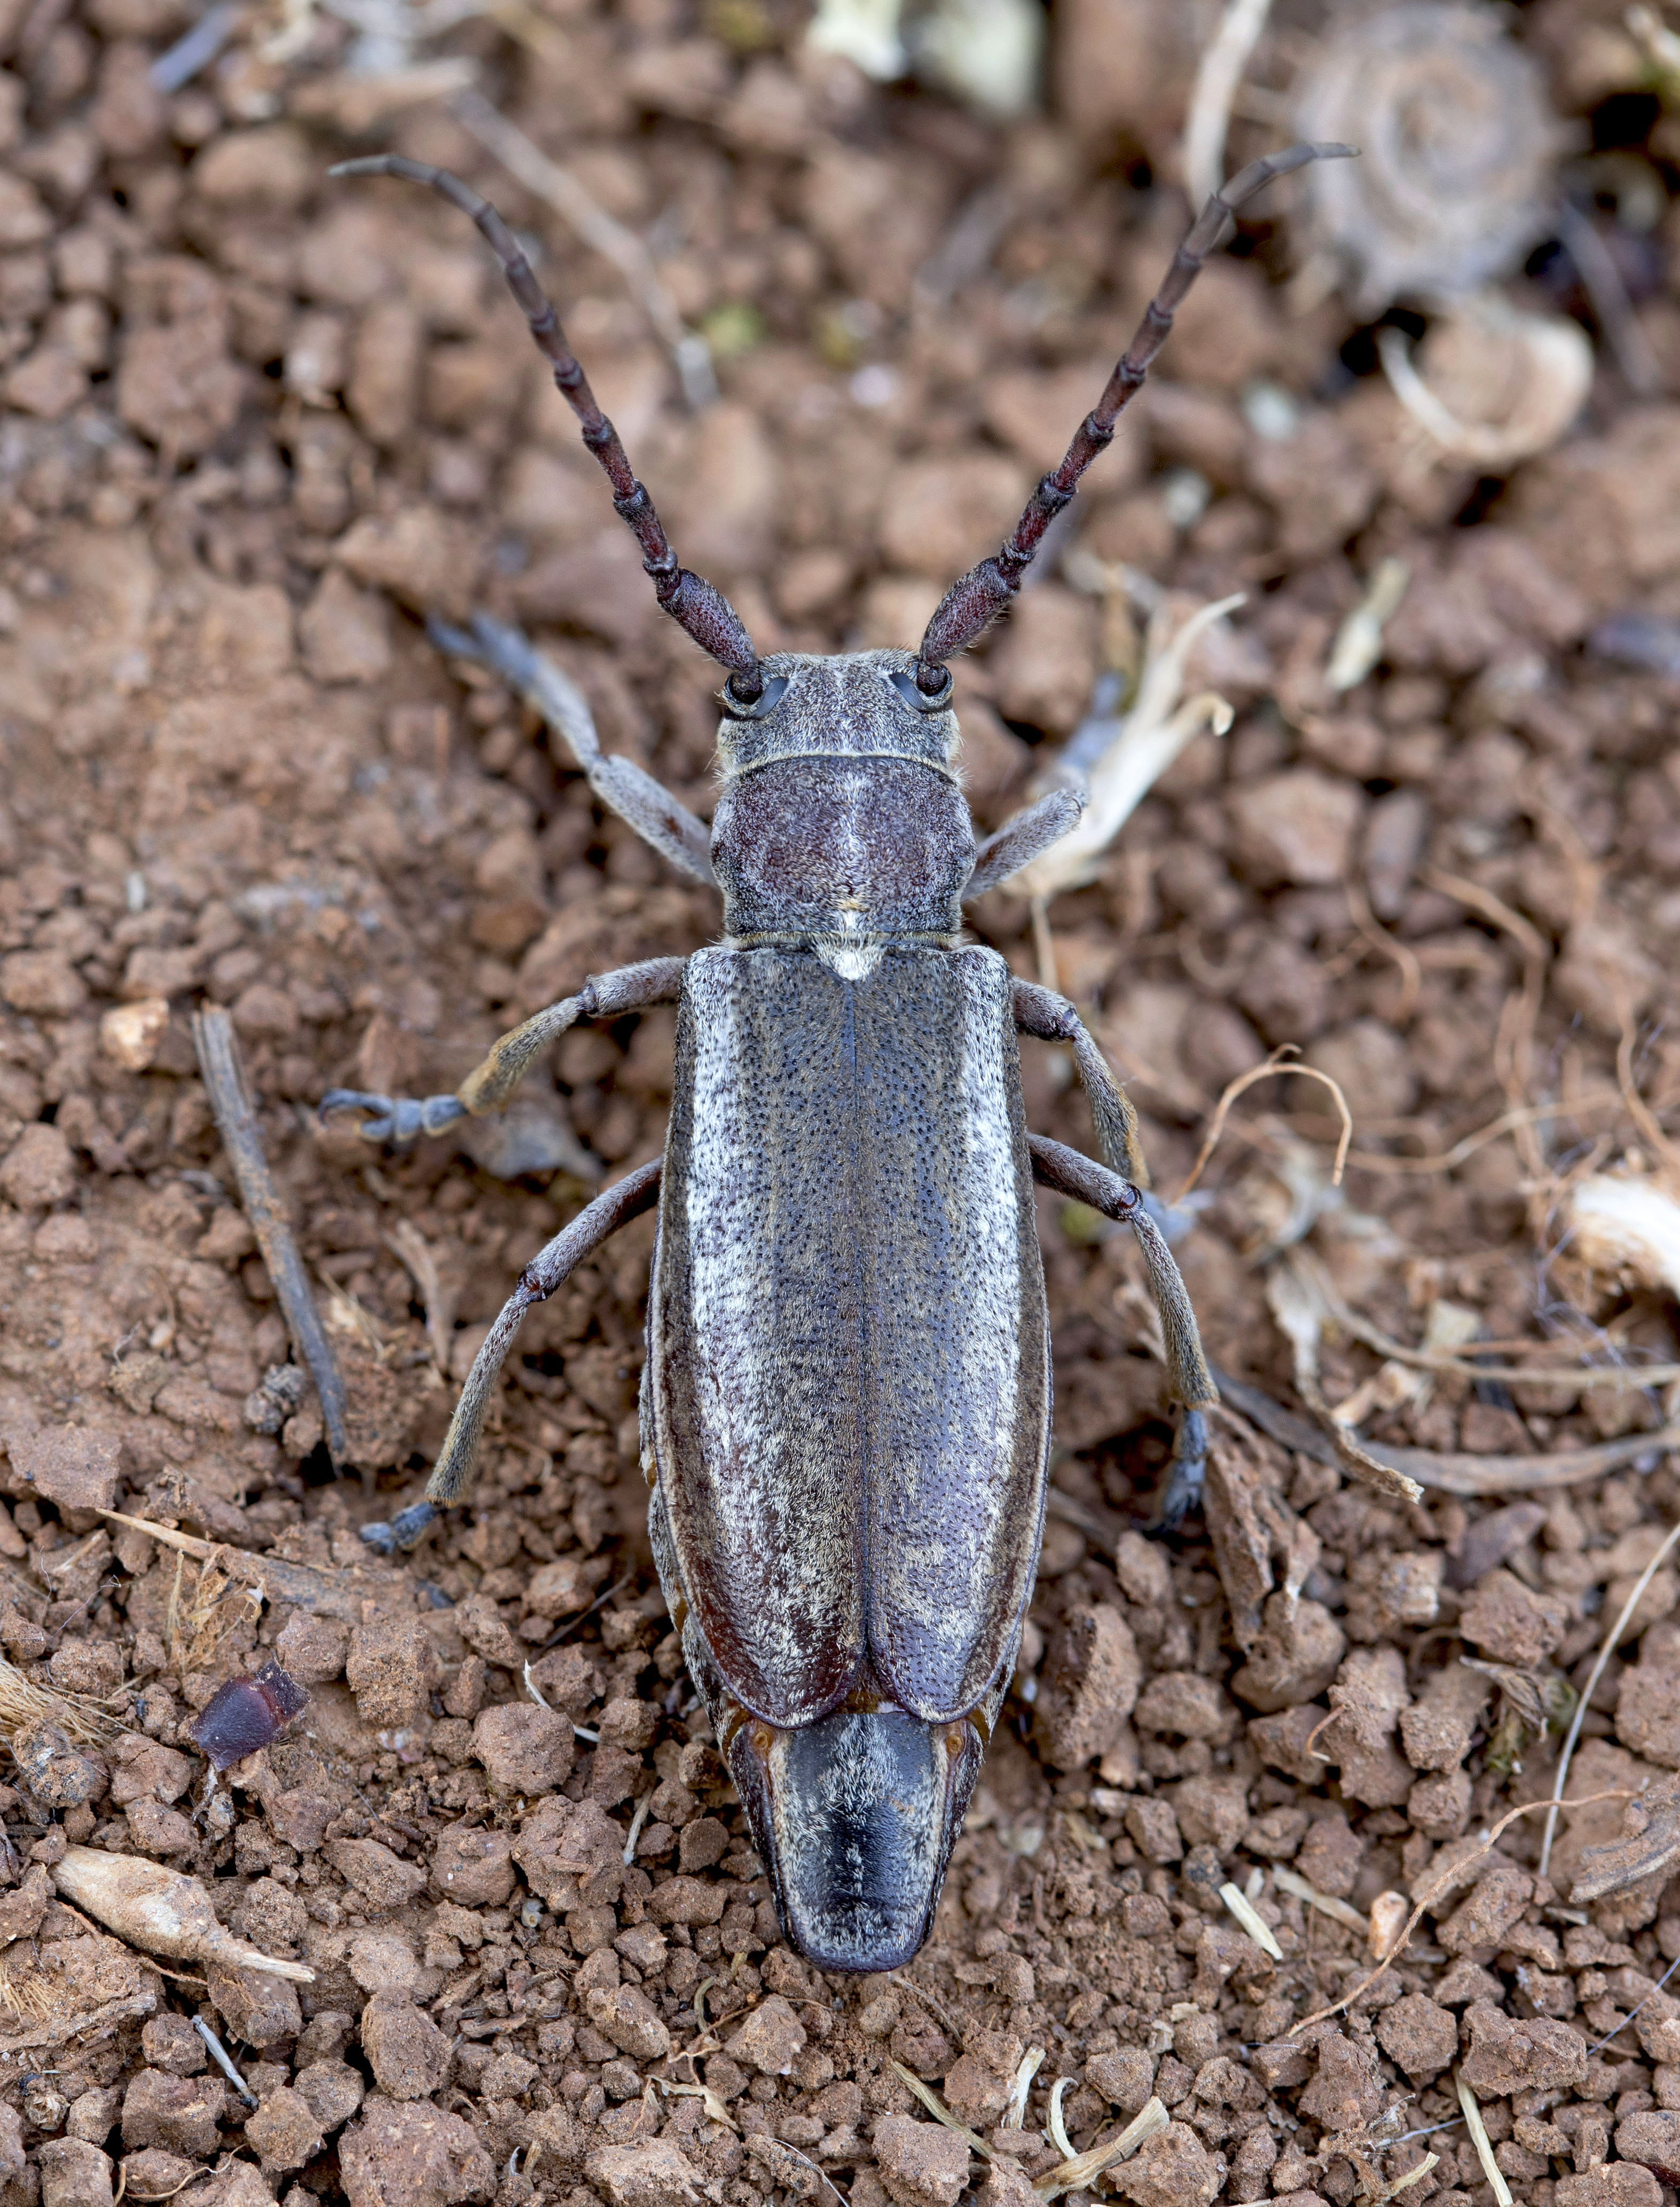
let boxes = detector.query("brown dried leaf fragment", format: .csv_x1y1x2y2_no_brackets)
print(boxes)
1203,1423,1319,1652
1572,1772,1680,1903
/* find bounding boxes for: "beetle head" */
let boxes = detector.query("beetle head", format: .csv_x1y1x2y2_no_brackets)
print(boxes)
709,650,975,952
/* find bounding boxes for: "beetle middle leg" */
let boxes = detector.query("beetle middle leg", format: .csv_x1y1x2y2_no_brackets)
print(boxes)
1013,977,1147,1185
1029,1132,1215,1529
376,1156,665,1549
322,954,687,1146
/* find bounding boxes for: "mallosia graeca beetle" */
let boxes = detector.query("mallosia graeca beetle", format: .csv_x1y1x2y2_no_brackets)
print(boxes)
325,139,1353,1973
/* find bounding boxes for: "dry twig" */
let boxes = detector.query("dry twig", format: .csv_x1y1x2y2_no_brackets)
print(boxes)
192,1010,348,1466
1215,1362,1680,1497
448,89,716,411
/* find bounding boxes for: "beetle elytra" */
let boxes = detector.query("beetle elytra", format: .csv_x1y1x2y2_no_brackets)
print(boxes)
325,139,1352,1973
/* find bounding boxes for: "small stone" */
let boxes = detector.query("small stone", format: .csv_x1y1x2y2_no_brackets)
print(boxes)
1459,1999,1587,2096
140,2018,206,2077
273,1612,349,1685
334,508,477,619
1374,1993,1457,2079
97,998,171,1071
7,1424,120,1510
120,2074,225,2158
360,1995,452,2100
1613,2111,1680,2182
1033,1603,1141,1771
0,1124,77,1208
1133,1672,1236,1742
324,1838,427,1912
524,1556,599,1619
292,2060,363,2135
585,1983,672,2062
1617,1627,1680,1768
126,1801,195,1853
872,2114,969,2207
1557,2170,1663,2207
1125,1797,1183,1865
1297,2030,1381,2133
37,2140,114,2207
726,1994,806,2077
1458,1568,1569,1666
12,1719,100,1808
430,1822,515,1906
300,569,391,686
1228,768,1363,887
582,2139,703,2207
245,2088,323,2173
346,1619,437,1727
0,949,87,1018
1112,2120,1223,2207
472,1701,575,1793
338,2095,493,2207
346,1930,418,1995
940,2055,1013,2129
207,1961,301,2047
1086,2047,1156,2115
1436,1864,1535,1955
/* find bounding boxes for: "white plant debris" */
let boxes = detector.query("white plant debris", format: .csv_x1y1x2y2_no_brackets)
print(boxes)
1326,557,1410,692
1568,1169,1680,1300
1378,295,1593,470
1293,2,1559,313
1011,589,1243,907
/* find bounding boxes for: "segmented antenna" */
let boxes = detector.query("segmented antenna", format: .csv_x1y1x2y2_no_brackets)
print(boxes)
914,141,1357,686
330,155,764,697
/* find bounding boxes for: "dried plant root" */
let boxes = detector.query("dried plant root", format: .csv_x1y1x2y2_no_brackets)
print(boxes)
1214,1363,1680,1498
52,1847,316,1982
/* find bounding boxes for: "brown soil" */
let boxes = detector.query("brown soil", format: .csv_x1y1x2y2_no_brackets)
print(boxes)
4,0,1680,2202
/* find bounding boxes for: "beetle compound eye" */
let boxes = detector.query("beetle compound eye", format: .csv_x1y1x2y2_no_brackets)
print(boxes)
723,672,790,719
889,667,952,713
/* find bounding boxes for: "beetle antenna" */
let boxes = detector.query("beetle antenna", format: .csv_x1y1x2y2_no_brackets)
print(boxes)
329,154,765,699
913,140,1357,686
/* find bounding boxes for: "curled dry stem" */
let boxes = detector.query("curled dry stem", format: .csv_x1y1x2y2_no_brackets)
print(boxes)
1291,1790,1633,2033
1537,1513,1680,1883
1177,1046,1352,1201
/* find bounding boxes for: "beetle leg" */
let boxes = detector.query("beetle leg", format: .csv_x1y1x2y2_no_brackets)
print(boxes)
1013,979,1147,1184
964,789,1086,899
318,1088,469,1144
1029,1133,1217,1526
320,956,688,1145
431,615,717,883
421,1157,663,1515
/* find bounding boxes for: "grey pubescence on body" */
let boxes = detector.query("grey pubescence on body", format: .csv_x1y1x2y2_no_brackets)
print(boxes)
319,139,1354,1968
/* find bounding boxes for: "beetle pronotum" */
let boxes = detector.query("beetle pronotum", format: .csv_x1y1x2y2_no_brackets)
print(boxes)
325,140,1353,1973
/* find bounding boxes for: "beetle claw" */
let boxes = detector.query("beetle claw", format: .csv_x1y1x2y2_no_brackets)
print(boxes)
320,1089,468,1144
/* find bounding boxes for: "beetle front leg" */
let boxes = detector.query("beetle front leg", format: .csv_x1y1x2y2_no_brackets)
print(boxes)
1029,1132,1216,1528
431,615,717,883
321,955,688,1146
366,1157,664,1550
1014,978,1147,1185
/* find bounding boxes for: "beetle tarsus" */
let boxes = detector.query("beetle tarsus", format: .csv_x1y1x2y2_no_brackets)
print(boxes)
320,1089,468,1144
358,1500,442,1551
1157,1406,1209,1531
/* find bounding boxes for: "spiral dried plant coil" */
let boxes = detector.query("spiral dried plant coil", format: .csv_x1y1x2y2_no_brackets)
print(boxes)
1294,2,1559,313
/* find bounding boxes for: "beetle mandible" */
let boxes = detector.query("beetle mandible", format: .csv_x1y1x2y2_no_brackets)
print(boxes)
324,138,1353,1974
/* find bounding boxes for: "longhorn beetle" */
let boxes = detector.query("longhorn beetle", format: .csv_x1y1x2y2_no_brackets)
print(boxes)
324,140,1353,1973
